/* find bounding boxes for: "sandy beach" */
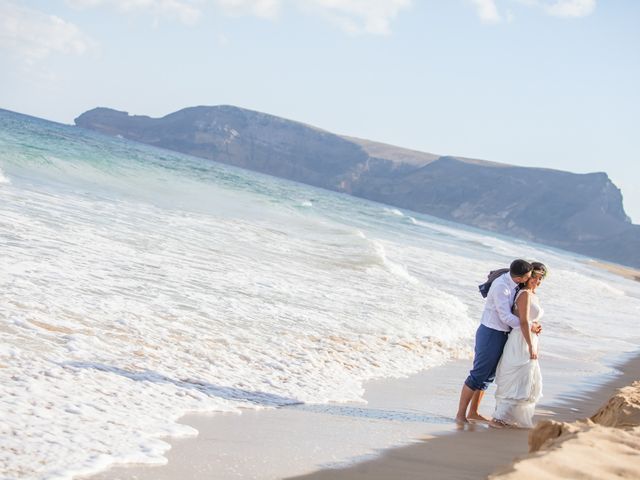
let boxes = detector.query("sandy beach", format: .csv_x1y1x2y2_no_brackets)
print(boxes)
589,260,640,283
291,352,640,480
84,350,640,480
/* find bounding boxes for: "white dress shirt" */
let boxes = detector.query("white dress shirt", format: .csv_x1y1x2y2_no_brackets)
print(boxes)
480,273,522,332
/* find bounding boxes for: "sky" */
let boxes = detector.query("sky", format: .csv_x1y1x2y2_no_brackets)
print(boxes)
1,0,639,222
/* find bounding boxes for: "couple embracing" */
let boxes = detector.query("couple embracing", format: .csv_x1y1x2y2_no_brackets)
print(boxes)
456,259,547,428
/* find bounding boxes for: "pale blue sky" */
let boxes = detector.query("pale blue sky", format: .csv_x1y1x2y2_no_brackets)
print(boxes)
2,0,639,221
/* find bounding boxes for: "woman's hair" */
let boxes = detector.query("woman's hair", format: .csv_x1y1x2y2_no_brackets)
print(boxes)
530,262,548,278
518,261,548,289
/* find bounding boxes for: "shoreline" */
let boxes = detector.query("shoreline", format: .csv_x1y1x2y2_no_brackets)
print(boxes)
86,359,472,480
289,350,640,480
85,350,640,480
589,260,640,283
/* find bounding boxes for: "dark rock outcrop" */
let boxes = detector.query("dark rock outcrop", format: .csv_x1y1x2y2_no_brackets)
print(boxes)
74,106,639,268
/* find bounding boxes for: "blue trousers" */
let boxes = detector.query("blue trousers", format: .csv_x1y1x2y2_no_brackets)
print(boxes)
465,324,509,391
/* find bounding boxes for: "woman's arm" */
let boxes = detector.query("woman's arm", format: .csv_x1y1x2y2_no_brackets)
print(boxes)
516,291,537,359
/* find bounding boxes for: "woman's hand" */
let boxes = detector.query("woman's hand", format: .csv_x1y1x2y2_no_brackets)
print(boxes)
529,346,538,360
531,322,542,335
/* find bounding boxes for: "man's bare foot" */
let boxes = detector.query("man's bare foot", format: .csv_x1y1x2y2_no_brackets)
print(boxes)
455,415,468,424
467,412,490,423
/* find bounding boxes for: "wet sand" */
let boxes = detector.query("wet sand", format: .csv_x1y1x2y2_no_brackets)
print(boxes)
289,352,640,480
85,351,639,480
589,260,640,282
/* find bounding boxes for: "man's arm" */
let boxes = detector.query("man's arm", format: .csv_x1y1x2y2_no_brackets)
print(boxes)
494,286,521,329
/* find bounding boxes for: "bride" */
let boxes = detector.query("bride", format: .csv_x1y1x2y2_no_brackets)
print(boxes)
492,262,547,428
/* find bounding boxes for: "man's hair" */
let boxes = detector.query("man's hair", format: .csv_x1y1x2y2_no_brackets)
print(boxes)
510,259,533,277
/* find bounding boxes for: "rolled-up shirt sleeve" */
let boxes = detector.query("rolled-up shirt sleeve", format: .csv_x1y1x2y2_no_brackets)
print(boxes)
495,286,521,329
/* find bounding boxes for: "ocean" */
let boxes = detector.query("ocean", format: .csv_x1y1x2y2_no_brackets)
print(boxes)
1,109,639,480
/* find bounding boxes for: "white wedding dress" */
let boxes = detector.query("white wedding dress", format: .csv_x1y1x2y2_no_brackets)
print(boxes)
493,290,543,428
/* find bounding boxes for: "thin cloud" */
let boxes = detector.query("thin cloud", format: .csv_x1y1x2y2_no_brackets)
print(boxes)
469,0,502,24
304,0,412,36
67,0,203,25
215,0,281,19
0,0,96,66
471,0,597,24
214,0,412,35
542,0,596,17
66,0,411,35
516,0,596,18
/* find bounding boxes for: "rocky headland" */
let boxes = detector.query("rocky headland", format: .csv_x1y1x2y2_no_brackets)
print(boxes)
74,106,640,268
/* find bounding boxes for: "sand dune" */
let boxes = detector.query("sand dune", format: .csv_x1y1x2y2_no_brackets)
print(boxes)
491,381,640,480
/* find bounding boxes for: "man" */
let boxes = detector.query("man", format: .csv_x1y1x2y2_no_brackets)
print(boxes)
455,259,539,425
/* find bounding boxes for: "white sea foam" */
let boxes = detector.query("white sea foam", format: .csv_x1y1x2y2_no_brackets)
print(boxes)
384,207,405,217
1,112,640,480
410,218,531,257
370,239,420,285
0,166,9,184
0,184,477,479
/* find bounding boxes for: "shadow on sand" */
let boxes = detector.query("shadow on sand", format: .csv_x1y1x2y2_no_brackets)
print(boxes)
61,360,301,407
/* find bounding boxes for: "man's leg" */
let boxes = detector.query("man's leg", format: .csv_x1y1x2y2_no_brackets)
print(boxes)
468,390,488,422
458,325,508,423
457,324,485,423
455,383,476,424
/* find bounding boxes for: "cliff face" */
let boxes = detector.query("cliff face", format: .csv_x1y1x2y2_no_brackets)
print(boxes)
76,106,367,191
75,106,639,268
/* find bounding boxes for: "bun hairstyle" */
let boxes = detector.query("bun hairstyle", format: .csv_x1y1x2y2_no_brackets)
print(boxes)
518,261,548,289
531,262,548,278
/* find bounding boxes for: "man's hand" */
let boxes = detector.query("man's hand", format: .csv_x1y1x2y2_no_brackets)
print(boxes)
531,322,542,335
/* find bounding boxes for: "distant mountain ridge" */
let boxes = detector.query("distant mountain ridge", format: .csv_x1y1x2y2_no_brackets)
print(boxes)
74,105,640,268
